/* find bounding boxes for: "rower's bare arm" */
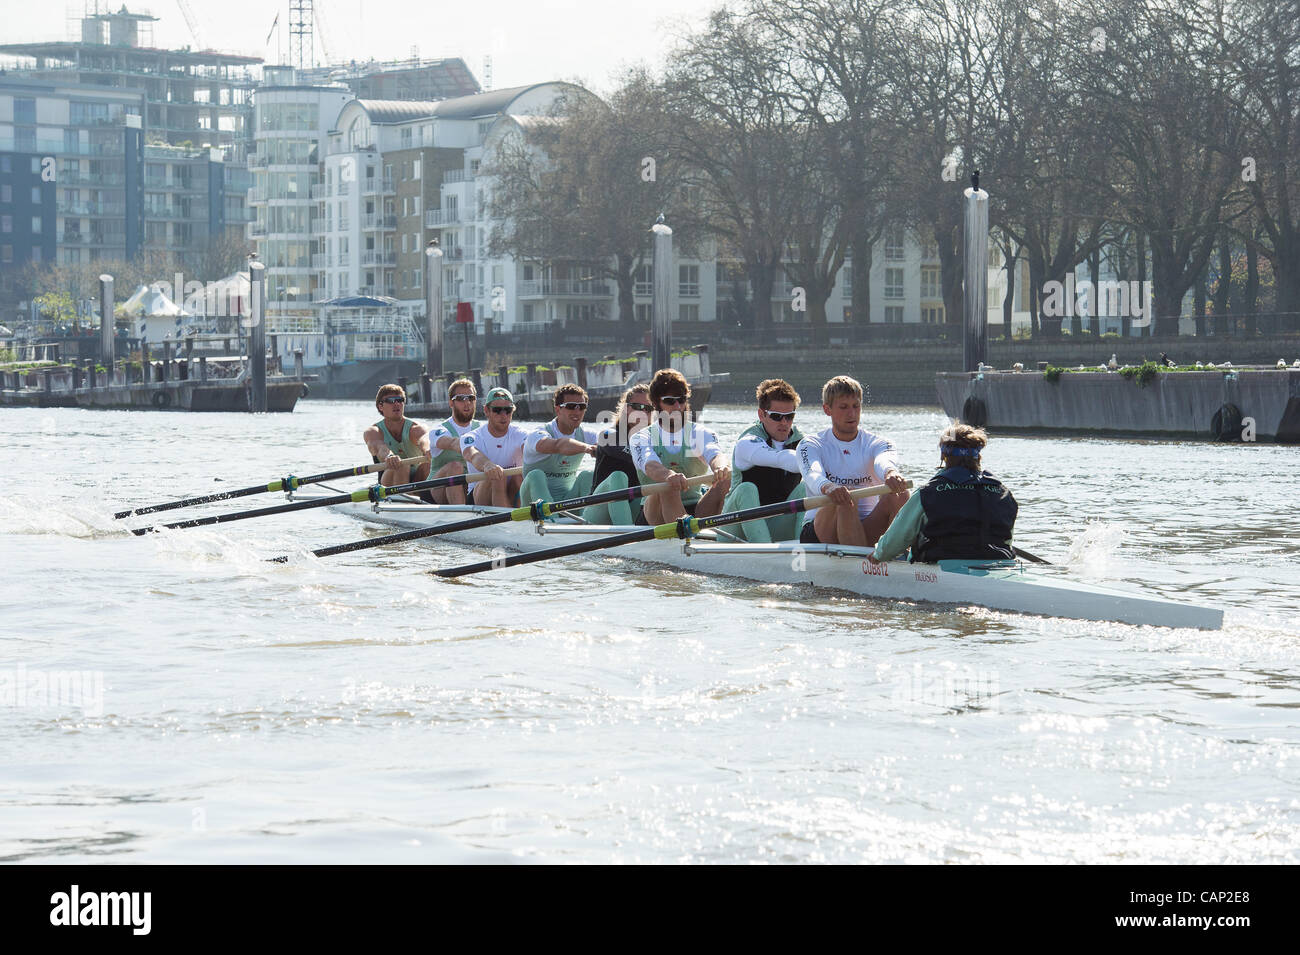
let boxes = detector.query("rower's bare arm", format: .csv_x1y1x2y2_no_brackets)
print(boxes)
434,433,459,451
362,426,392,462
643,458,671,482
411,423,432,456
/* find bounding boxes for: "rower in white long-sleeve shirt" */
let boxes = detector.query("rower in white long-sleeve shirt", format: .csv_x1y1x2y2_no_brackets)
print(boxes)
796,375,910,547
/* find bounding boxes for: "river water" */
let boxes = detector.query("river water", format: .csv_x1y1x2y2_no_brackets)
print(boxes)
1,400,1296,864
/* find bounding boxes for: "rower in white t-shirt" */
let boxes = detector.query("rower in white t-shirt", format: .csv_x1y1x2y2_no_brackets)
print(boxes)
459,387,531,507
797,375,910,547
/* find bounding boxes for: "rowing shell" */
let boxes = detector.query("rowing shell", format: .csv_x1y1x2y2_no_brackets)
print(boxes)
312,496,1224,630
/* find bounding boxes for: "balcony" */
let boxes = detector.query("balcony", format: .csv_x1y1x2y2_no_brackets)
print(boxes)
250,223,267,236
442,169,472,184
518,280,612,297
309,183,329,199
361,213,396,231
356,285,395,298
360,250,396,266
360,177,394,196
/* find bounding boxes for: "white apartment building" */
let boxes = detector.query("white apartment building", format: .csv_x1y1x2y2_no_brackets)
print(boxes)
247,66,352,328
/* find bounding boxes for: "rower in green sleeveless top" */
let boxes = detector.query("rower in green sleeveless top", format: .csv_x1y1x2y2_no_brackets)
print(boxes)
629,368,731,524
721,378,807,542
362,383,431,497
520,383,600,506
425,377,480,505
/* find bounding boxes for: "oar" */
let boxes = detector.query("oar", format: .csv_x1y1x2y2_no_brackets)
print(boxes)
434,480,913,579
130,468,520,536
113,456,427,519
1013,546,1050,565
268,473,715,562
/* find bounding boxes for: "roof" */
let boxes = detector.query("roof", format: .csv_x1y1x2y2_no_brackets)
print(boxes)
0,40,261,66
353,100,442,124
432,84,557,120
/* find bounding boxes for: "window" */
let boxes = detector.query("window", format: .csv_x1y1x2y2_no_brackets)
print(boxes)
885,306,904,324
0,216,9,233
413,268,421,289
413,157,421,179
14,98,36,124
885,268,904,299
401,233,408,253
0,158,9,173
679,304,699,321
885,227,905,260
0,185,9,202
31,187,41,204
31,216,42,234
921,266,941,300
841,263,852,293
635,303,651,323
30,246,41,264
1,245,11,263
921,305,944,324
411,196,420,215
678,264,699,296
522,303,534,322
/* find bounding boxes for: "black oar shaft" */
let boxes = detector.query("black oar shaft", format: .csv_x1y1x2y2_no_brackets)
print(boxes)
113,458,421,519
432,481,909,579
275,476,690,562
434,526,662,578
131,471,480,535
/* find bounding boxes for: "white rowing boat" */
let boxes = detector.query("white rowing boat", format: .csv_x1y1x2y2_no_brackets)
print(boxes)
308,493,1225,630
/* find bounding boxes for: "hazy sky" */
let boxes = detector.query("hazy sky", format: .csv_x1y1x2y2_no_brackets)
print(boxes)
2,0,724,95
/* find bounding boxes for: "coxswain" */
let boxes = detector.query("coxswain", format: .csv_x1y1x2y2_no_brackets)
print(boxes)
629,368,731,524
868,423,1018,564
584,384,653,525
722,378,806,542
459,387,530,507
425,377,480,504
362,383,432,497
520,384,600,505
797,375,909,546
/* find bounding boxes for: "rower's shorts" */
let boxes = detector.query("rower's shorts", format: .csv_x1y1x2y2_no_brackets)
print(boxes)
799,522,821,544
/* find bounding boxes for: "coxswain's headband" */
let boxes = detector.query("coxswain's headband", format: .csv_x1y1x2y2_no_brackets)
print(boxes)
941,444,980,457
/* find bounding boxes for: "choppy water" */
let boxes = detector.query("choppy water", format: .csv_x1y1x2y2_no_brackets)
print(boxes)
1,400,1297,863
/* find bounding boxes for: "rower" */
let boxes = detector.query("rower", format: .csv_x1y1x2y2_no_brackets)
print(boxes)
584,384,653,525
520,384,600,506
459,387,530,507
722,378,806,542
362,383,432,498
629,368,731,524
425,377,480,505
868,424,1018,565
797,375,909,546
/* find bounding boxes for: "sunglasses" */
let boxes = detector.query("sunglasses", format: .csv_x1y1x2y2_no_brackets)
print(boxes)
451,393,476,403
628,402,653,413
488,405,515,414
658,395,688,407
380,396,406,405
764,410,796,422
557,401,588,411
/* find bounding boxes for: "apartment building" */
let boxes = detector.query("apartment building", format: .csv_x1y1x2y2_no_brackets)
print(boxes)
319,84,584,325
0,4,258,157
248,66,353,325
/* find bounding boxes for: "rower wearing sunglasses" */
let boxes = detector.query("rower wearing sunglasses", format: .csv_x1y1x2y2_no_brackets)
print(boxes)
722,378,807,542
459,387,529,507
629,368,731,524
363,383,433,496
583,384,654,526
520,384,600,504
425,377,481,504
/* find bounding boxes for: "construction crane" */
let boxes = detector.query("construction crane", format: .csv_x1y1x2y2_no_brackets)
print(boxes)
175,0,205,50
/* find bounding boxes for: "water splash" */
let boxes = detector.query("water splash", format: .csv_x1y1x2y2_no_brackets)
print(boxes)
1064,519,1128,578
0,496,122,539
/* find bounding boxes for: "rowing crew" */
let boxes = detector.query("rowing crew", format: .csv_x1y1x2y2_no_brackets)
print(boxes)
362,370,1019,564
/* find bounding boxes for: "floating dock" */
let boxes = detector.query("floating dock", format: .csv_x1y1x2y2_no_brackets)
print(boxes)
937,365,1300,442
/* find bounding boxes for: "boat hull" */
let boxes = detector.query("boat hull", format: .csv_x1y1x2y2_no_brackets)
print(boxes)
318,498,1224,630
